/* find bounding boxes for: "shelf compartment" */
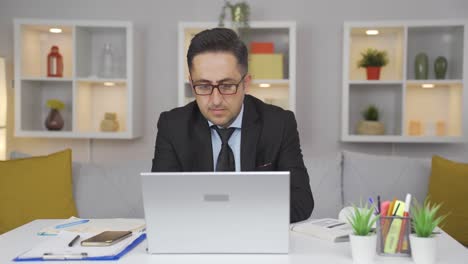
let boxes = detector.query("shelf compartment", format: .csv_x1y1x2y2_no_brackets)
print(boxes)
405,82,462,137
20,80,73,132
240,27,290,79
249,82,290,110
76,81,128,134
20,24,73,78
349,84,403,136
75,26,127,79
407,26,464,80
349,27,405,81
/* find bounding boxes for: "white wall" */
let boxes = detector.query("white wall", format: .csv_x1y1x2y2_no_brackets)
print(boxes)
0,0,467,164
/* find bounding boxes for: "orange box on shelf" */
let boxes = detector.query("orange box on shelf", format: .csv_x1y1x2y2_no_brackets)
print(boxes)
250,42,274,54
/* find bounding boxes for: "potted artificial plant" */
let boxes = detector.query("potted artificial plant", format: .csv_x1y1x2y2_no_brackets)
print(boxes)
218,1,250,28
410,199,447,264
347,203,378,264
45,99,65,131
357,105,385,135
358,48,389,80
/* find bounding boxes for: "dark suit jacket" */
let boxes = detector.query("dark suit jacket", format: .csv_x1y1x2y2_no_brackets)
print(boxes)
151,95,314,223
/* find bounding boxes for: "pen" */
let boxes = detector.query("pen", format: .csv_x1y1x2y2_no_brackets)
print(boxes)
368,197,378,214
392,203,401,216
43,252,88,260
377,195,381,214
397,193,412,252
68,235,80,247
55,219,89,229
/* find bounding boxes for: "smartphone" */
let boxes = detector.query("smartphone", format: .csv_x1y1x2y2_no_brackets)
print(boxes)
80,231,132,247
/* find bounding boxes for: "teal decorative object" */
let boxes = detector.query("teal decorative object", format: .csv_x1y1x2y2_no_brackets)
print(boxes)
434,56,448,79
414,53,429,80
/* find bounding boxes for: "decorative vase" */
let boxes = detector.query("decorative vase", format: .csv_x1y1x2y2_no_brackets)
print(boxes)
414,53,429,80
366,66,381,80
434,56,448,79
349,234,377,264
47,45,63,77
45,109,64,131
100,112,119,132
409,234,437,264
357,121,385,135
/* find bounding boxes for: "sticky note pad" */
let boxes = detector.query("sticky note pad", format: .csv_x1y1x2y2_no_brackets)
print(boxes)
384,200,405,253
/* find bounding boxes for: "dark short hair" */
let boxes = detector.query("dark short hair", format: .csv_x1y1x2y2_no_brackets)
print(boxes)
187,28,248,75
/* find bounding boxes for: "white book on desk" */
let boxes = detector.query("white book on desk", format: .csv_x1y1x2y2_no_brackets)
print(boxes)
290,218,353,242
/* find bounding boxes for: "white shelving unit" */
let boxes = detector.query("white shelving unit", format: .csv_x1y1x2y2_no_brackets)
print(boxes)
178,21,296,112
14,19,142,139
342,20,468,143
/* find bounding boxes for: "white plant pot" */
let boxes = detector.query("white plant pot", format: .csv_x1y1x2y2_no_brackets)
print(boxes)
349,234,377,264
409,234,437,264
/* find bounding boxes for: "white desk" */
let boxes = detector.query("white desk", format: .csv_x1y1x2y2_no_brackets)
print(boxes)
1,219,466,263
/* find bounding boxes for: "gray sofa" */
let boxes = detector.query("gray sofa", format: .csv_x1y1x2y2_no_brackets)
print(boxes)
71,151,433,219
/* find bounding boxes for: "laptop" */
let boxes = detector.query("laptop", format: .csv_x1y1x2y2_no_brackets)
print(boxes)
140,171,290,254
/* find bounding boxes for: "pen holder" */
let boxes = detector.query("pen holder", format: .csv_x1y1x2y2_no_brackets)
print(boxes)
376,216,411,257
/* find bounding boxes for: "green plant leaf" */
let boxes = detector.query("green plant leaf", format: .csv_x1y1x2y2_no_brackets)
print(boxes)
362,105,379,121
347,200,377,236
357,48,389,68
411,198,449,237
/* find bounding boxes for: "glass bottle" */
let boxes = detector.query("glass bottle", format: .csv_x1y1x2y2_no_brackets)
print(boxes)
100,43,114,78
47,46,63,77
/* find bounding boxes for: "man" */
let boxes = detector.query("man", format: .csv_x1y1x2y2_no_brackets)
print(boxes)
152,28,313,223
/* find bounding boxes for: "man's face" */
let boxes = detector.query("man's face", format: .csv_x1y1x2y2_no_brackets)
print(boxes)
190,52,250,128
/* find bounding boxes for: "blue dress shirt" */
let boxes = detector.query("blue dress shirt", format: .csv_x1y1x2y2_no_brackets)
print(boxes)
208,104,243,171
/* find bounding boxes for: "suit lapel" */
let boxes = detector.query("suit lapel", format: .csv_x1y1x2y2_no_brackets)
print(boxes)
190,105,214,171
241,95,261,171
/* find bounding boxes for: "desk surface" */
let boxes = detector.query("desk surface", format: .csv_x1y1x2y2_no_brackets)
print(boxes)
1,219,466,264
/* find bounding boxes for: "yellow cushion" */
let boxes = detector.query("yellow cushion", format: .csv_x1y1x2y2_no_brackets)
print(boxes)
0,149,77,234
428,155,468,246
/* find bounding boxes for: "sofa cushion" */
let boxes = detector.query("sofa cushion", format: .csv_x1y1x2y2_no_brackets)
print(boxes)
73,160,148,218
306,154,343,218
0,149,77,234
428,155,468,246
342,151,431,206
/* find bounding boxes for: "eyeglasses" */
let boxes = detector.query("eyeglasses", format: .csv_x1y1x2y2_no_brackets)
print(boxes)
191,74,246,95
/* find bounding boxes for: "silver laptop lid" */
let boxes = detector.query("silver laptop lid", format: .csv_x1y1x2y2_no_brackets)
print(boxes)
141,171,290,254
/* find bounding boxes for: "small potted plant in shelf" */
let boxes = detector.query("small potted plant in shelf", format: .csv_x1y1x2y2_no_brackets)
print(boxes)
45,99,65,131
410,198,448,264
358,48,389,80
347,202,379,264
357,105,385,135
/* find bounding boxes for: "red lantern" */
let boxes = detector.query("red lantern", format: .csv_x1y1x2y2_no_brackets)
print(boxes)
47,46,63,77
